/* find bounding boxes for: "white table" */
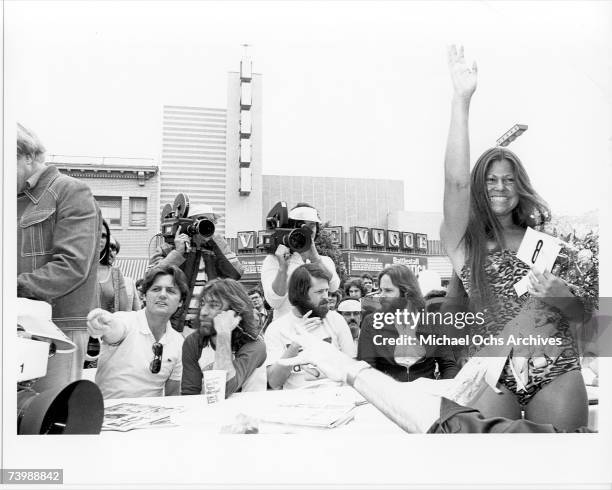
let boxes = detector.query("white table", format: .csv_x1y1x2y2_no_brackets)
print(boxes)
101,382,599,436
101,385,407,436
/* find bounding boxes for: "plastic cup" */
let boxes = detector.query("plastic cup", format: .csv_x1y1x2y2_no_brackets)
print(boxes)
202,370,226,404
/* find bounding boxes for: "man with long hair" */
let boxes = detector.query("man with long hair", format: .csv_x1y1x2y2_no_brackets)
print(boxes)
181,279,267,396
357,265,458,381
265,263,354,390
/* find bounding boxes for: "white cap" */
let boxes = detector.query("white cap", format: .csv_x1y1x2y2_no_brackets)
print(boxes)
17,298,76,353
188,204,216,218
288,206,321,223
337,299,362,313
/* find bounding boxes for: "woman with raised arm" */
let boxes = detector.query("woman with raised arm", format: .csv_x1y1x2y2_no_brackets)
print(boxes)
441,45,588,430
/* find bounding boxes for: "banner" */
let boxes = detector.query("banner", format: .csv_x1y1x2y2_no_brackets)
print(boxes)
238,254,267,279
342,251,427,276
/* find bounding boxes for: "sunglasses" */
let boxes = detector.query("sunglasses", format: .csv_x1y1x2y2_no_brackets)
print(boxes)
150,342,163,374
110,245,118,252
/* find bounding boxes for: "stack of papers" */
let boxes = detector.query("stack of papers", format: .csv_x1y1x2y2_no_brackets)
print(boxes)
256,402,357,429
102,403,184,432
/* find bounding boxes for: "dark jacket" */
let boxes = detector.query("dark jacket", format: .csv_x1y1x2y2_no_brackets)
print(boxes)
181,331,266,397
357,312,459,382
17,165,101,332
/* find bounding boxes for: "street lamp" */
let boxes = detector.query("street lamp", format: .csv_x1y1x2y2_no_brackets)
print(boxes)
496,124,528,147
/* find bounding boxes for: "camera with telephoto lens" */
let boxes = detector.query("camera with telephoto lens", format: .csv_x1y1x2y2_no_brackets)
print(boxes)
160,193,216,246
260,201,314,254
16,299,104,434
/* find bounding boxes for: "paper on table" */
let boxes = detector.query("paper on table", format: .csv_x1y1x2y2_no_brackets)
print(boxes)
514,227,563,296
255,402,357,429
102,403,184,432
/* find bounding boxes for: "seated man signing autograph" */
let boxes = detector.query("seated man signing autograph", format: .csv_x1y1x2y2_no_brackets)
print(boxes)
279,331,594,433
265,263,355,390
87,265,188,399
181,279,267,396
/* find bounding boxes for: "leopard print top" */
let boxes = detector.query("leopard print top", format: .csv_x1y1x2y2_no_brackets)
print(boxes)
460,249,581,405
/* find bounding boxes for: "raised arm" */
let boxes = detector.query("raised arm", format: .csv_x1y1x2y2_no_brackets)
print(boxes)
440,45,478,271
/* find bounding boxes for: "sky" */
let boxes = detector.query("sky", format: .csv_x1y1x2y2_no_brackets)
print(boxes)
6,1,612,215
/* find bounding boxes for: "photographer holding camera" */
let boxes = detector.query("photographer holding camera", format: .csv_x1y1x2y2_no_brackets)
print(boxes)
261,203,340,321
148,203,243,334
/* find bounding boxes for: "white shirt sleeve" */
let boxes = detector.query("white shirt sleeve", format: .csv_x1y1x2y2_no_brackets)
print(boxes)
168,332,184,381
319,255,340,293
330,312,356,358
261,253,306,312
261,254,286,310
169,354,183,381
263,318,289,367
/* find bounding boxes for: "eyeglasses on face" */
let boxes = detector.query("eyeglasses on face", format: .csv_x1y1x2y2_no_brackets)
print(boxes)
150,342,163,374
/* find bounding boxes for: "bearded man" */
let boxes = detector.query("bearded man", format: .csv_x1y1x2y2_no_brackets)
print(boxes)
264,263,354,389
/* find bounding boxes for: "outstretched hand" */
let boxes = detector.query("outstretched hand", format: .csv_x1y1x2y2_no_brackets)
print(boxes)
448,44,477,99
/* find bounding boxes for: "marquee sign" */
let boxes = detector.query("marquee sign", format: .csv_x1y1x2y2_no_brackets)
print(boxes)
371,228,386,248
387,230,400,249
322,226,343,247
416,233,428,252
401,232,415,251
353,227,370,247
237,231,256,251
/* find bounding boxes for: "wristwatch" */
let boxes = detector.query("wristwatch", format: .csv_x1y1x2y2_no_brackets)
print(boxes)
346,360,373,387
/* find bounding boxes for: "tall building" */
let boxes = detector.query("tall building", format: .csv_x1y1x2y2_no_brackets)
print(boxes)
50,155,160,280
261,175,404,230
224,55,264,238
160,105,228,235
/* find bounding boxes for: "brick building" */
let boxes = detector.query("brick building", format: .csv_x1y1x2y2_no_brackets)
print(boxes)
49,155,160,281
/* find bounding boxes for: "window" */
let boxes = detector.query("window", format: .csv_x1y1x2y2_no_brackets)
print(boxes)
130,197,147,226
96,196,122,226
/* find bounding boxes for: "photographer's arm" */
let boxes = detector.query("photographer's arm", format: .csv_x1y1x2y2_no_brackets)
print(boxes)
261,251,291,309
147,231,189,271
207,234,243,280
301,243,340,293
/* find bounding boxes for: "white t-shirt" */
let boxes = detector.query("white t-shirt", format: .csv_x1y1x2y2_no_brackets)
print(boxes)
264,310,355,389
95,309,184,399
261,253,341,320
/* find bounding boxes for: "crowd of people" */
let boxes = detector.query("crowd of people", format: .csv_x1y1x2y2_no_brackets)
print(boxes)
16,46,597,434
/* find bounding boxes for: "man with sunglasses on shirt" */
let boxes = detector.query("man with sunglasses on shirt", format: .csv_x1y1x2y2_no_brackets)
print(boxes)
86,265,189,399
181,279,267,396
